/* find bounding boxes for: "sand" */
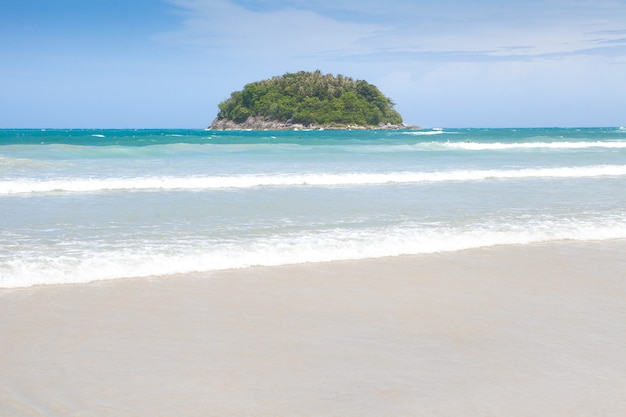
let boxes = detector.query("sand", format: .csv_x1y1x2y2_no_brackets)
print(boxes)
1,241,626,416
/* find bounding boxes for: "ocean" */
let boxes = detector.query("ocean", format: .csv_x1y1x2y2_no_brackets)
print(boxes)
1,127,625,288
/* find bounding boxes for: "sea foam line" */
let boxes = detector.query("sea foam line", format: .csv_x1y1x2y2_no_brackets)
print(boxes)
2,217,626,288
402,130,452,136
434,141,626,150
2,165,626,194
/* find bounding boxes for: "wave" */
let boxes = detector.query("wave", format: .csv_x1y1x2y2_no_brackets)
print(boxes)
3,216,626,288
432,141,626,151
2,165,625,194
402,130,456,136
4,138,626,161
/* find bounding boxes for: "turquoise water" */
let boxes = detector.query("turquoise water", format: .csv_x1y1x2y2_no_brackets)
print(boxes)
1,127,626,288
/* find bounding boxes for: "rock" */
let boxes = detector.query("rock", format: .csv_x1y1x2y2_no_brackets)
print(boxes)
208,117,420,131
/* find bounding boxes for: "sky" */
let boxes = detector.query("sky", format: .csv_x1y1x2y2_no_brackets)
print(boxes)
1,0,626,128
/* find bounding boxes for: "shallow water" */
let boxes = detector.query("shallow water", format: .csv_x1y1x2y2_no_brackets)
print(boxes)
1,127,626,287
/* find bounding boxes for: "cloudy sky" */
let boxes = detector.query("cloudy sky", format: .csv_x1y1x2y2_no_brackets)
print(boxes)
2,0,626,128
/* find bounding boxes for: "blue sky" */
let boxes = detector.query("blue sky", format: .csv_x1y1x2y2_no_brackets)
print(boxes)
2,0,625,128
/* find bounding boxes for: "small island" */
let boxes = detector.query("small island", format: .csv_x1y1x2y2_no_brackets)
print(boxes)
209,70,418,130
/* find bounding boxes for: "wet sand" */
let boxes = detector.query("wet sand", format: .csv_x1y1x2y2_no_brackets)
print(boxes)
1,241,626,416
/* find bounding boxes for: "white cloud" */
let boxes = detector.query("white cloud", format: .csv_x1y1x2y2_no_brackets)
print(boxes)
161,0,386,59
162,0,626,64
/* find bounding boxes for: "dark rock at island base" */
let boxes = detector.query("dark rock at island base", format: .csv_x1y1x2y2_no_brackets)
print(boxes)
209,116,420,131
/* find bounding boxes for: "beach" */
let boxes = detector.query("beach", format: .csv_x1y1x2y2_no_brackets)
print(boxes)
2,240,626,416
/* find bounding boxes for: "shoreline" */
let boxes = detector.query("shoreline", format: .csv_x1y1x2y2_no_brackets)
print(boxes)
2,239,626,291
2,240,626,416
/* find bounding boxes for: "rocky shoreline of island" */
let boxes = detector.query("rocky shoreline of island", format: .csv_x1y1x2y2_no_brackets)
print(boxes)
208,116,420,131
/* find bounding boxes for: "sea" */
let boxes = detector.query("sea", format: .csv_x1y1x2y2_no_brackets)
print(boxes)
1,127,625,288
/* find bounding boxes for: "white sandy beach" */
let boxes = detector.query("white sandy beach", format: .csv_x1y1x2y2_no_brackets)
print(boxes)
1,241,626,416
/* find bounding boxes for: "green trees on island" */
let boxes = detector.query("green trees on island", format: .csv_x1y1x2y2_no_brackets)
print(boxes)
216,70,403,127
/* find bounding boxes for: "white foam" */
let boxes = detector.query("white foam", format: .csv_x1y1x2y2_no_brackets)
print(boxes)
2,165,625,194
3,217,626,288
437,141,626,150
403,130,454,136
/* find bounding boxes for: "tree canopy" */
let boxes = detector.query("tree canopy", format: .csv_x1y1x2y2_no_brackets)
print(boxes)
216,70,403,127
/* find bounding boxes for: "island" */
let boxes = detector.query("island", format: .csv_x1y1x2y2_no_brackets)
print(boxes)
209,70,418,130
